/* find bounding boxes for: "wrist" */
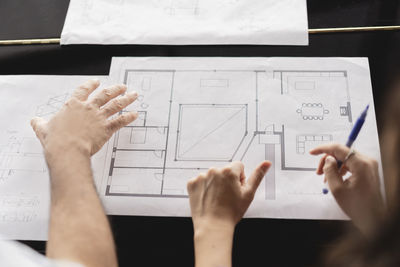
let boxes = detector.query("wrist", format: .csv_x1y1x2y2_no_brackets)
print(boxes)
194,217,235,239
45,144,94,189
44,144,91,173
193,218,234,267
44,140,90,163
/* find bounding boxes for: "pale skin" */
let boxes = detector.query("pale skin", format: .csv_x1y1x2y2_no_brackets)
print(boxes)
29,79,384,266
188,144,384,267
310,144,385,235
31,79,138,267
187,161,271,267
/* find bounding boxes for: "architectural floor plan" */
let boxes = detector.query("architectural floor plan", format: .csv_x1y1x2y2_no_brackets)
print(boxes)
0,58,382,240
99,57,382,219
104,69,352,200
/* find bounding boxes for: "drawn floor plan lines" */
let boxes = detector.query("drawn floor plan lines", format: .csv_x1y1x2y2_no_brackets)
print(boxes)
296,103,330,121
175,104,248,161
35,93,69,118
0,75,111,240
103,66,355,200
105,70,258,197
296,134,333,154
165,0,200,16
263,70,353,172
0,59,381,232
0,136,46,182
61,0,308,45
0,91,74,184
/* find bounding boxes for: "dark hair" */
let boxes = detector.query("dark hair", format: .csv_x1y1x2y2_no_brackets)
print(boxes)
323,80,400,267
381,81,400,210
323,214,400,267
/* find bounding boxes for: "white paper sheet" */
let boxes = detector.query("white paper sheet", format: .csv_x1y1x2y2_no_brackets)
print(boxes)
0,76,109,241
99,57,383,220
61,0,309,45
0,58,383,241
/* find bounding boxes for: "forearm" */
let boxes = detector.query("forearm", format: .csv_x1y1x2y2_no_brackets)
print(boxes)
188,162,270,267
45,148,117,267
194,221,235,267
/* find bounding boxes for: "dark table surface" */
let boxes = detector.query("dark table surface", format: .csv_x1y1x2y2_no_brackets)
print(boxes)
1,0,399,266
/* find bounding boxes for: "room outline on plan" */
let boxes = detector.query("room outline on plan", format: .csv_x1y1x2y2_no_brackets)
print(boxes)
0,135,47,183
102,68,353,200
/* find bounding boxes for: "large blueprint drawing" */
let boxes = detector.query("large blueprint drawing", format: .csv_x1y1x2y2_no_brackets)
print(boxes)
0,58,382,241
98,57,382,220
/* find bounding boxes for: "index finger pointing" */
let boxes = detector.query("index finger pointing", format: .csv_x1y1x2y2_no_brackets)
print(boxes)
247,161,271,193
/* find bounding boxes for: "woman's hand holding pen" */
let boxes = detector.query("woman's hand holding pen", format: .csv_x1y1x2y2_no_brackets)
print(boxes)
310,144,385,235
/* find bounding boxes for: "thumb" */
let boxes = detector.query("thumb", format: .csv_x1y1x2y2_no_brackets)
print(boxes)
30,117,47,141
323,156,343,194
246,161,271,195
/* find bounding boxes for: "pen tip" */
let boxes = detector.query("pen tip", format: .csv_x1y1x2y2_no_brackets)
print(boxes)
363,104,370,115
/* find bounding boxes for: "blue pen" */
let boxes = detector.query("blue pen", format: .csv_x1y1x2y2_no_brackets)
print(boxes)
322,104,369,195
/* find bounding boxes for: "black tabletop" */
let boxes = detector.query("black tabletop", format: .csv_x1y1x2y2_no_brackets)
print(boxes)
1,0,399,266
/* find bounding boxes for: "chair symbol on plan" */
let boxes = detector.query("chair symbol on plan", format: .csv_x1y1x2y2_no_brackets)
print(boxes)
296,103,330,120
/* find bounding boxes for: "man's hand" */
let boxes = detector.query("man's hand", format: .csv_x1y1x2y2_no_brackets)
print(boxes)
30,79,138,267
310,144,385,234
187,161,270,267
31,79,138,158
